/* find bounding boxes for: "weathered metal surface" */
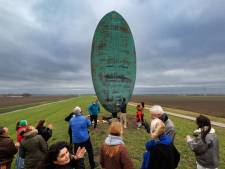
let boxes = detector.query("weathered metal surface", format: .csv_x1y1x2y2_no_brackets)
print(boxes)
91,11,136,113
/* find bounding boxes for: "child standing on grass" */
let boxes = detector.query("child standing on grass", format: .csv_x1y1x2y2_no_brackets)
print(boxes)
186,115,219,169
140,102,145,124
136,104,142,129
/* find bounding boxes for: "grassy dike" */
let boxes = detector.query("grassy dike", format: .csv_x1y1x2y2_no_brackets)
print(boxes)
0,96,224,169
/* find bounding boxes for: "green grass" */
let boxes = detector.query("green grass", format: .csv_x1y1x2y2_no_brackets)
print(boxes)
0,96,224,169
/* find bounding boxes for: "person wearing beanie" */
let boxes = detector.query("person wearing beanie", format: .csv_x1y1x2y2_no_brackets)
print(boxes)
19,120,28,127
16,120,28,169
141,118,180,169
0,126,18,169
149,105,176,142
69,106,97,169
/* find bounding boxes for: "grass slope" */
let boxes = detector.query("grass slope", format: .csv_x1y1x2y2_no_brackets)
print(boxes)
0,96,224,169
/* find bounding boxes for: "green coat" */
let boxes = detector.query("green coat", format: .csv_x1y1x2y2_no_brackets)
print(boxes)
20,129,47,169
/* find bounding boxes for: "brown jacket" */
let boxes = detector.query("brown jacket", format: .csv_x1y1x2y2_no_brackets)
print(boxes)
100,144,134,169
0,134,18,165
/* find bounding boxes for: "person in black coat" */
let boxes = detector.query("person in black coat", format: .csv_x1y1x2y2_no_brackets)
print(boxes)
65,110,76,144
141,118,180,169
36,120,53,142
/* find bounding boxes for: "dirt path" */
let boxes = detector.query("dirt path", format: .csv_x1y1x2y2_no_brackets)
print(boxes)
129,102,225,128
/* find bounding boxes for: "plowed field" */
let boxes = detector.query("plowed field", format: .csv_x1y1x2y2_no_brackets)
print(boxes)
131,95,225,118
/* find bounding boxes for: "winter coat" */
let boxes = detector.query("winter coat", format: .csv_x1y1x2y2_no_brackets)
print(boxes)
37,126,52,142
65,112,75,144
159,113,176,142
16,126,27,142
120,101,127,113
100,135,134,169
69,114,91,143
136,111,142,122
141,134,180,169
88,103,100,116
0,134,18,166
187,128,219,168
20,128,47,169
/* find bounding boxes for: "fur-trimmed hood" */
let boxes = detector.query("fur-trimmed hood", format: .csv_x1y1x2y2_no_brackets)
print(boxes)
23,126,38,138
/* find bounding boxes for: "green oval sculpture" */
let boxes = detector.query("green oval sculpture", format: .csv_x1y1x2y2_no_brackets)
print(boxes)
91,11,136,115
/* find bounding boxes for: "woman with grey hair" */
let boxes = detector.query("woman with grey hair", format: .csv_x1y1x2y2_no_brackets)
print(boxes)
149,105,176,142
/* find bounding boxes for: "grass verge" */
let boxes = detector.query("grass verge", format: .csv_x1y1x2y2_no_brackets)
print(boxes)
0,96,224,169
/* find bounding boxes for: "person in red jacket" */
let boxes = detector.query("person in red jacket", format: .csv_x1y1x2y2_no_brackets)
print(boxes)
16,120,27,142
136,104,142,129
15,120,27,169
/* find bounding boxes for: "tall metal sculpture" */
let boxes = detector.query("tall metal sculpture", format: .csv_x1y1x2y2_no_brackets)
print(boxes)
91,11,136,117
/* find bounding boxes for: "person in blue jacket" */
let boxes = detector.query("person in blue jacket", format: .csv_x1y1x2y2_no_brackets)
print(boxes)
70,106,97,169
88,99,100,129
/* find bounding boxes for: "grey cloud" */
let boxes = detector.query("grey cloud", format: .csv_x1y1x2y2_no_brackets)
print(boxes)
0,0,225,94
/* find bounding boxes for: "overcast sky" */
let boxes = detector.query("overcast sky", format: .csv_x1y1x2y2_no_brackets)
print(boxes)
0,0,225,95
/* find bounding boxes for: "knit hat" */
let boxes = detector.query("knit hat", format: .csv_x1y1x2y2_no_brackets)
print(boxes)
19,120,28,127
73,106,82,115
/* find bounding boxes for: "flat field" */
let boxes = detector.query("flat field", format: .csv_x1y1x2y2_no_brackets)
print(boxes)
0,95,74,114
0,96,224,169
132,95,225,118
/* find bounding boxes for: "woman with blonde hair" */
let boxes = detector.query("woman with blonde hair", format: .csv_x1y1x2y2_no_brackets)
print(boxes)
100,122,134,169
141,118,180,169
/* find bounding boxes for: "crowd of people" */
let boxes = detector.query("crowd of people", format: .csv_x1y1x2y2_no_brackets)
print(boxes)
0,99,220,169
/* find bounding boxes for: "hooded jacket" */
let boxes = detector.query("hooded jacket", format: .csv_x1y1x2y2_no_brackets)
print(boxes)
20,128,47,169
100,135,134,169
187,128,219,168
